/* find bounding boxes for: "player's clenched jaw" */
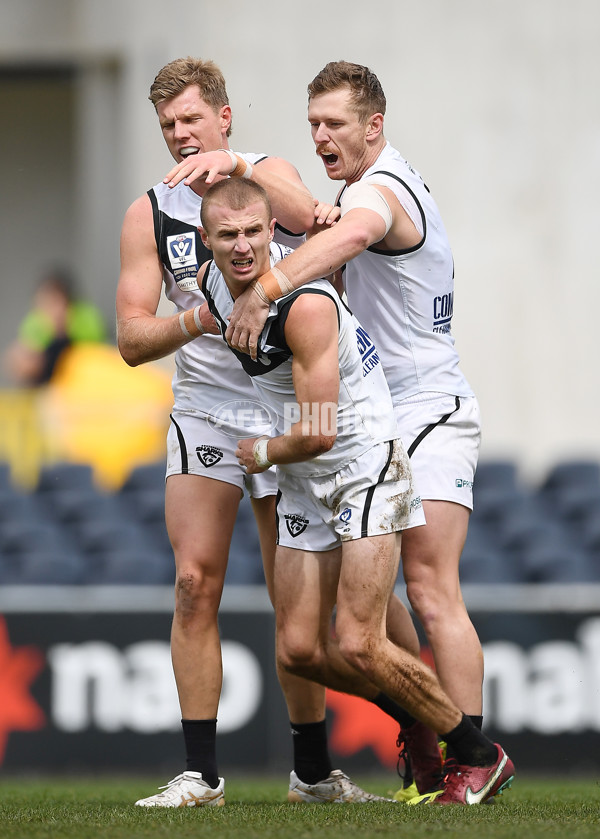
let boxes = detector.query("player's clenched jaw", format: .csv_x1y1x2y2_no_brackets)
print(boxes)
156,85,231,163
308,89,376,185
200,201,275,298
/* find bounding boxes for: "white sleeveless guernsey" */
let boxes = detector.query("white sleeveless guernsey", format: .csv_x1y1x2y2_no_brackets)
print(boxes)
202,247,398,478
339,142,474,403
148,151,305,419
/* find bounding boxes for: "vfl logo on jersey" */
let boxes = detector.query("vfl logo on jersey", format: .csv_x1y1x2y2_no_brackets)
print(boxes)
196,445,224,468
284,514,309,538
355,326,381,376
167,233,200,291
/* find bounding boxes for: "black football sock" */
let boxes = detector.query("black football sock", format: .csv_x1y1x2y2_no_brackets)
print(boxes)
182,719,219,788
444,714,483,761
441,714,497,767
290,719,333,785
371,692,417,728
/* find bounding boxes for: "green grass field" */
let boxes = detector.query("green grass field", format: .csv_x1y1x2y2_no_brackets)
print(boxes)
0,775,598,839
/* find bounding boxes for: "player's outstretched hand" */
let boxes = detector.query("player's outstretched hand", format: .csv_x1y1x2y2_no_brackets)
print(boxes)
225,285,270,360
163,150,234,189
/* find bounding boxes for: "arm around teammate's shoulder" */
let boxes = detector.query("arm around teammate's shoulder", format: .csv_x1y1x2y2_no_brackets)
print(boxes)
225,207,384,359
270,206,388,287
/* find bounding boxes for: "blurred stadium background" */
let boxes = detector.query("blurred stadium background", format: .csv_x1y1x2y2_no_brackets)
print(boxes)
0,0,599,779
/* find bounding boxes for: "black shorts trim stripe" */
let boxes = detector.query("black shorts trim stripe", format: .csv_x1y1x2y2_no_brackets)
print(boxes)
361,440,394,539
274,489,282,545
169,413,189,474
406,396,460,459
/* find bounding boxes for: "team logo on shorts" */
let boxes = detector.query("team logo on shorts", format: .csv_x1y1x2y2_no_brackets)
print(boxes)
339,508,352,523
284,514,309,538
196,445,224,468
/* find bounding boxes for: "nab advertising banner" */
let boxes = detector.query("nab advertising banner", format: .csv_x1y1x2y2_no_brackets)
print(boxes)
1,585,599,776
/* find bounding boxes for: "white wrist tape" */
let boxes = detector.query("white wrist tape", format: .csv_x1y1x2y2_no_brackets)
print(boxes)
193,306,206,335
179,311,192,338
179,306,205,339
219,148,238,173
340,181,393,234
253,436,272,468
219,148,253,179
253,281,270,305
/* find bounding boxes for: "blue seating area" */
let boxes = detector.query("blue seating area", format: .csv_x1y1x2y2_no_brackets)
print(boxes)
0,459,264,585
0,457,599,585
464,458,600,584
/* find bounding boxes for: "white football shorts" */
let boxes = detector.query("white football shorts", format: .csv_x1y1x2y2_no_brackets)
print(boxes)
275,439,424,552
166,409,277,498
394,392,481,521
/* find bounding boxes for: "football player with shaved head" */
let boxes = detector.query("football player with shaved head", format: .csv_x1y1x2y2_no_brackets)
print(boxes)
117,57,432,808
224,60,514,805
200,177,514,808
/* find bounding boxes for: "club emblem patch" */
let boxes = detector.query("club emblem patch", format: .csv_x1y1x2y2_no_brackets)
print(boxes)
285,514,309,538
167,233,200,291
196,445,224,468
339,508,352,523
168,233,195,267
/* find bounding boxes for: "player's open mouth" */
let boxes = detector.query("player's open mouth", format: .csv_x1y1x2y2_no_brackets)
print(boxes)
321,152,338,167
180,147,199,157
233,259,253,268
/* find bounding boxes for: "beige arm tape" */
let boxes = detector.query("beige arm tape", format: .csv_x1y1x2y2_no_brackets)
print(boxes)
219,148,253,178
253,265,295,304
339,181,393,234
179,306,206,339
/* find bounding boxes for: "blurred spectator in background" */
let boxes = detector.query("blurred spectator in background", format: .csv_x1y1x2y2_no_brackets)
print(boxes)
3,267,107,387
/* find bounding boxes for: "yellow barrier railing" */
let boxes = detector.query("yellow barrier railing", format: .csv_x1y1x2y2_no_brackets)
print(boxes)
0,389,52,488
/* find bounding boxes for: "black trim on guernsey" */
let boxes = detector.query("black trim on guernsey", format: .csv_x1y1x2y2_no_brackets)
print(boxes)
201,259,229,331
366,171,426,255
201,277,341,379
360,440,395,539
147,189,161,247
148,188,212,269
268,288,342,348
169,413,189,474
336,171,427,256
275,221,305,239
406,397,460,459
